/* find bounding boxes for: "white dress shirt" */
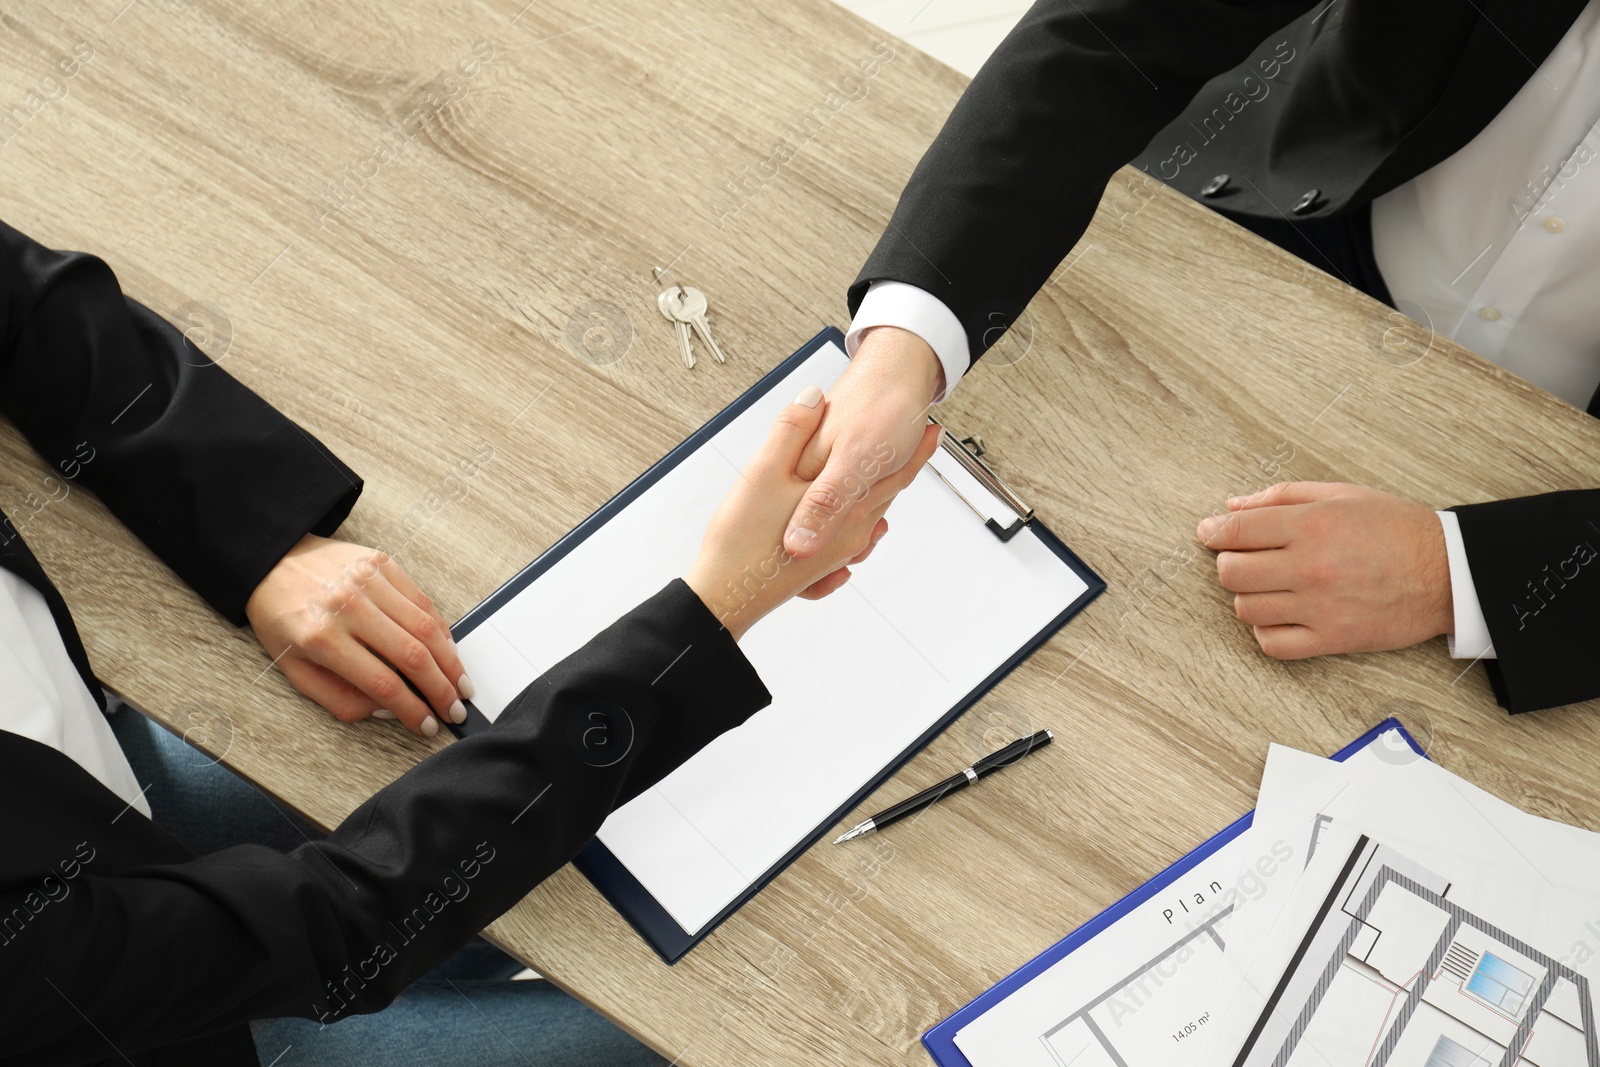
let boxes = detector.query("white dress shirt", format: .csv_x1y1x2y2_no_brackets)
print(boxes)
1375,0,1600,659
0,569,150,815
1371,0,1600,412
848,3,1600,660
846,280,970,403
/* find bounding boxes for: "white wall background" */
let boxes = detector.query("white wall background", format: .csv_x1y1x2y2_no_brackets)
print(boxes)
831,0,1028,78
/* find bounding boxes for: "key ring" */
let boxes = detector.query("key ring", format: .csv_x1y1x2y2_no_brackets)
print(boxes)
652,265,687,300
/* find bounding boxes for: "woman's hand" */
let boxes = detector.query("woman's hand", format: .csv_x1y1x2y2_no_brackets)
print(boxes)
245,534,471,737
684,384,942,640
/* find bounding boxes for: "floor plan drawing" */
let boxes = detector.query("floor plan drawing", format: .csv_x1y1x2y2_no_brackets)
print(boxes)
1233,837,1597,1067
1038,904,1233,1067
948,827,1252,1067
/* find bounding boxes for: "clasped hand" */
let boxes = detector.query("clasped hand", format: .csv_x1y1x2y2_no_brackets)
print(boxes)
685,384,942,639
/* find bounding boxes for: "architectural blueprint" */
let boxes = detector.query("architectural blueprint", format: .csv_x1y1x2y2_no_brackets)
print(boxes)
1233,837,1596,1067
939,732,1600,1067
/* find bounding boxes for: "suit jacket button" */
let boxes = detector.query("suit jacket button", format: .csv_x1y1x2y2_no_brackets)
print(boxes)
1201,173,1231,198
1292,188,1322,214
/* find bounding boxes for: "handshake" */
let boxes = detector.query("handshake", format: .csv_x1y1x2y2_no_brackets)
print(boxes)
683,383,943,641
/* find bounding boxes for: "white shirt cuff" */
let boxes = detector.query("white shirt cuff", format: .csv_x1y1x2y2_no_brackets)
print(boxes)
845,280,970,403
1437,510,1495,660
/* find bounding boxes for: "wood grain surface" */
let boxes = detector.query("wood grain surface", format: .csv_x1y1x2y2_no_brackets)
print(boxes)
1,1,1596,1063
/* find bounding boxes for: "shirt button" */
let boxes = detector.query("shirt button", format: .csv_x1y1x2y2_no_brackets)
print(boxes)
1544,215,1566,233
1479,306,1502,321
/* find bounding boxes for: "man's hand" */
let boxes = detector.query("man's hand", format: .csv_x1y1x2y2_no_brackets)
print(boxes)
1195,482,1453,659
688,384,943,640
781,326,945,560
246,534,470,737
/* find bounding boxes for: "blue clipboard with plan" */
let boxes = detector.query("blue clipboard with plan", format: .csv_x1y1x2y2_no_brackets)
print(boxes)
450,326,1104,963
923,718,1427,1067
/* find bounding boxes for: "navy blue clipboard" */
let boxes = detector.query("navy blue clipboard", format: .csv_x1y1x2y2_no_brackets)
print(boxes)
450,325,1105,964
921,717,1428,1066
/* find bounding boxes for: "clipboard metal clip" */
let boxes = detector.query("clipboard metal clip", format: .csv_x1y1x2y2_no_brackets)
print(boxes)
929,421,1035,543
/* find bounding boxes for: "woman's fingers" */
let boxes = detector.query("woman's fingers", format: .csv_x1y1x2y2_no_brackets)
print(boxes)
749,386,828,482
369,553,473,707
797,567,852,600
349,594,467,725
280,657,379,724
297,626,441,737
848,518,889,565
798,517,890,601
373,554,458,642
367,576,472,705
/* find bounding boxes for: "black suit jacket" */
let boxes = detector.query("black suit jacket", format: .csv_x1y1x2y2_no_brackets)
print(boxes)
852,0,1599,713
0,218,363,705
0,221,772,1065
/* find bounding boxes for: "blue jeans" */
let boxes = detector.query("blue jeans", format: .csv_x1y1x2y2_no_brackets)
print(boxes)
109,699,666,1067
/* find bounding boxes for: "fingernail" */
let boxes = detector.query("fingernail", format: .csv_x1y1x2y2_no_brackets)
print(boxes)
420,715,439,738
1197,516,1224,541
457,672,476,700
372,709,396,720
1226,496,1243,508
448,699,467,724
788,527,817,550
794,385,823,408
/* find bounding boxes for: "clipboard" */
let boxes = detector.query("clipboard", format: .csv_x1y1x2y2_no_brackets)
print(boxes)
450,326,1104,962
920,717,1428,1066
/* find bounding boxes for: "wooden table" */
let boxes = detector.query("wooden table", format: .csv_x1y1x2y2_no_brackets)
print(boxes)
3,1,1598,1063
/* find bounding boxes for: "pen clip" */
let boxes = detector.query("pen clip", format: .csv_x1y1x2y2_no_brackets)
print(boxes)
972,730,1054,776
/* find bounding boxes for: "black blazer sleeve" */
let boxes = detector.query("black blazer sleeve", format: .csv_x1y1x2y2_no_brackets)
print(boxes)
1450,491,1600,713
1,579,770,1065
0,218,361,624
849,0,1316,363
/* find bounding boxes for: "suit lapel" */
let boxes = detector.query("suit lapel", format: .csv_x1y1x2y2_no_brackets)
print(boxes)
1360,0,1591,199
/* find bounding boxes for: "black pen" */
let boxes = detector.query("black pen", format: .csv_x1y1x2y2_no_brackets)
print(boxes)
834,730,1054,843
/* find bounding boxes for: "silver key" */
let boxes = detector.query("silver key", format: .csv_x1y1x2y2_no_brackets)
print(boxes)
672,286,727,364
658,288,695,368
